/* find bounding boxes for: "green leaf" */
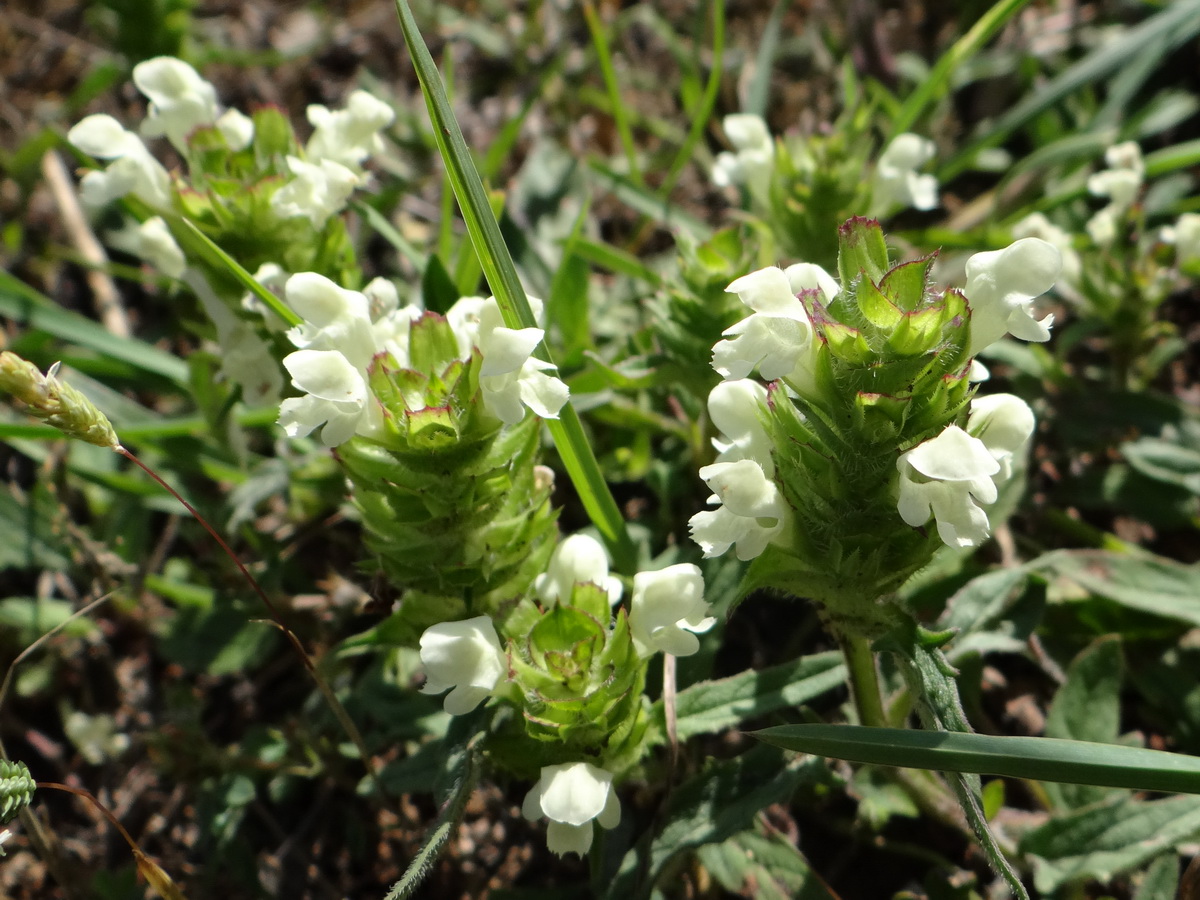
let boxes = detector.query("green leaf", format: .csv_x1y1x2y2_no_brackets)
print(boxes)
1020,794,1200,895
1044,636,1124,810
752,724,1200,794
647,651,846,744
696,828,839,900
1038,550,1200,628
1133,853,1181,900
605,745,817,900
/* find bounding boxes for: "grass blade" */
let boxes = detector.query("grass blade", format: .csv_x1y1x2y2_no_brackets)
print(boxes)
891,0,1030,138
753,725,1200,794
0,271,187,385
941,0,1200,180
582,0,641,185
393,0,635,571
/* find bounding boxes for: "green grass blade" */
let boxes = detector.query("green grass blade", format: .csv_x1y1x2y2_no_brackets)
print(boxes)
393,0,636,571
0,271,188,385
745,0,792,118
941,0,1200,180
582,0,641,185
173,218,302,328
753,725,1200,794
660,0,725,199
353,200,427,270
891,0,1030,138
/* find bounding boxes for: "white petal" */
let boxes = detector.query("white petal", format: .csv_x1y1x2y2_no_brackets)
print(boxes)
904,426,999,483
727,267,801,316
546,821,593,857
68,115,143,158
283,350,367,403
538,763,613,827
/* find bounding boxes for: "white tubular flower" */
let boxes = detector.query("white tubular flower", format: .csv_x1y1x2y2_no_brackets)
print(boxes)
1163,212,1200,268
418,616,507,715
132,57,219,150
870,133,938,215
968,393,1035,482
271,156,359,228
522,762,620,857
708,379,772,470
67,114,173,210
185,269,283,407
107,216,185,278
1012,213,1081,287
896,425,1000,548
284,273,377,368
964,238,1061,356
1086,141,1144,245
712,113,774,194
713,264,836,383
689,458,786,560
305,90,395,171
278,349,379,446
629,564,713,658
216,108,255,151
533,534,623,606
446,296,568,424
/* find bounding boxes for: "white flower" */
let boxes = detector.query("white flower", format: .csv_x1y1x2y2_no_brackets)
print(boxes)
1086,142,1144,245
64,710,130,764
533,534,623,606
132,56,219,150
523,762,620,857
107,216,185,278
708,379,772,470
968,393,1035,482
271,156,360,227
896,425,1000,548
713,264,837,383
67,114,173,210
870,133,938,215
284,273,377,367
305,90,395,171
418,616,508,715
277,273,383,445
216,108,255,151
1011,213,1081,286
185,269,283,407
278,349,379,446
689,458,786,560
445,296,569,424
241,263,290,331
0,829,11,856
963,238,1061,356
629,564,713,657
1164,212,1200,269
712,113,774,196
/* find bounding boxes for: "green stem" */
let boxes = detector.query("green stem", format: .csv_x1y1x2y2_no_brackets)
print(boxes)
841,633,887,728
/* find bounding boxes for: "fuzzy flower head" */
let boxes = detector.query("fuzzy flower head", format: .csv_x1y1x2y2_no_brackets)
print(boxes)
133,57,219,150
897,425,1000,548
523,762,620,857
712,263,838,385
712,113,775,196
629,564,713,657
689,458,787,560
870,133,938,216
964,238,1061,356
418,616,508,715
533,534,623,606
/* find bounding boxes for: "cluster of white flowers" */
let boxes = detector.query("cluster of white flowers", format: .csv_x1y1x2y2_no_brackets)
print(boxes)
689,380,786,561
68,57,395,271
276,274,568,446
869,133,939,216
896,394,1036,548
1086,141,1144,245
